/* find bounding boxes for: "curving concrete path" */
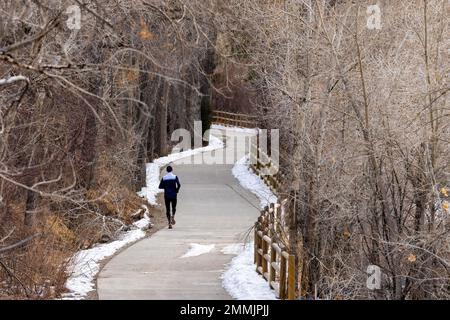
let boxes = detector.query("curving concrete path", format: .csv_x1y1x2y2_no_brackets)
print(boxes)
97,129,260,300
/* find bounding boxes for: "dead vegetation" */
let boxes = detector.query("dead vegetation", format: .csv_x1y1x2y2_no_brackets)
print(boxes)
0,0,216,299
214,0,450,299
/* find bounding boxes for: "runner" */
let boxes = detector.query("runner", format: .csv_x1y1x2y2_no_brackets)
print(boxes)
158,166,181,229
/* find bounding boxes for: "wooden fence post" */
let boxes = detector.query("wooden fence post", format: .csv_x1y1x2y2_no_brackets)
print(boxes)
274,203,279,235
256,129,260,169
288,254,296,300
262,236,268,278
279,253,287,299
270,240,276,289
254,224,258,264
268,203,274,237
256,218,262,273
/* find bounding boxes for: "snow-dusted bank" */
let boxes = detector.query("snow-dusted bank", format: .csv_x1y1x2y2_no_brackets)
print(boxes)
63,133,224,299
232,156,278,208
222,243,277,300
63,207,151,300
220,127,278,300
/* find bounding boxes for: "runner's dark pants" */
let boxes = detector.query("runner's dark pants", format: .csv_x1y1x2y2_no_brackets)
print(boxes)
164,197,177,223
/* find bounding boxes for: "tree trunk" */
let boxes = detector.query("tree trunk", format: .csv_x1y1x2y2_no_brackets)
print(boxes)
159,83,169,156
80,109,98,190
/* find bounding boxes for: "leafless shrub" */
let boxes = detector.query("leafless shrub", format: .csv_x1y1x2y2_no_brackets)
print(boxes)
214,0,450,299
0,0,217,298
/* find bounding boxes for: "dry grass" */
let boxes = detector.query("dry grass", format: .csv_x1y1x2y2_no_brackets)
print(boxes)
0,163,155,299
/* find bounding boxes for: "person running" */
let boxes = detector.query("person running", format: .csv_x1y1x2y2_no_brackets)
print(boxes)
158,166,181,229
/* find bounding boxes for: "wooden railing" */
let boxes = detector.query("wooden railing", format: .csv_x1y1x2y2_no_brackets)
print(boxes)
249,141,284,194
211,109,284,192
211,110,295,299
211,110,258,128
255,203,296,300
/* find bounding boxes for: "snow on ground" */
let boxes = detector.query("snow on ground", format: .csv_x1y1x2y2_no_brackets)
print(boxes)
138,134,224,205
63,208,151,300
222,242,277,300
222,139,278,300
221,243,244,255
181,243,216,258
63,134,225,299
232,155,278,208
211,124,259,134
63,125,274,300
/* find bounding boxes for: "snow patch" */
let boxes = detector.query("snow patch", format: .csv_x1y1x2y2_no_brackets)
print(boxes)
221,243,244,255
62,210,151,300
181,243,215,258
232,155,277,209
222,242,277,300
211,124,259,134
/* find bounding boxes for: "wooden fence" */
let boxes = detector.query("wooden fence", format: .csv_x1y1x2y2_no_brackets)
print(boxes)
211,110,258,128
249,141,284,194
211,109,296,299
255,203,296,300
211,109,284,192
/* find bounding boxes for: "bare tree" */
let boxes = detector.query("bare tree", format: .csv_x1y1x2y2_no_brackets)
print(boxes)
0,0,218,298
214,0,450,299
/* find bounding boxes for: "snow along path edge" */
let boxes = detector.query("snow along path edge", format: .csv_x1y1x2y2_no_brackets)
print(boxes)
232,155,277,209
222,243,277,300
221,154,278,300
63,134,224,300
62,206,151,300
210,124,259,134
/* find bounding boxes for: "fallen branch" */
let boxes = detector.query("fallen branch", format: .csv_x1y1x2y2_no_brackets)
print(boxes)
0,229,15,244
0,233,41,254
0,260,30,297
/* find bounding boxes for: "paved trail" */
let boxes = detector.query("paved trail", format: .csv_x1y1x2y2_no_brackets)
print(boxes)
97,130,260,299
